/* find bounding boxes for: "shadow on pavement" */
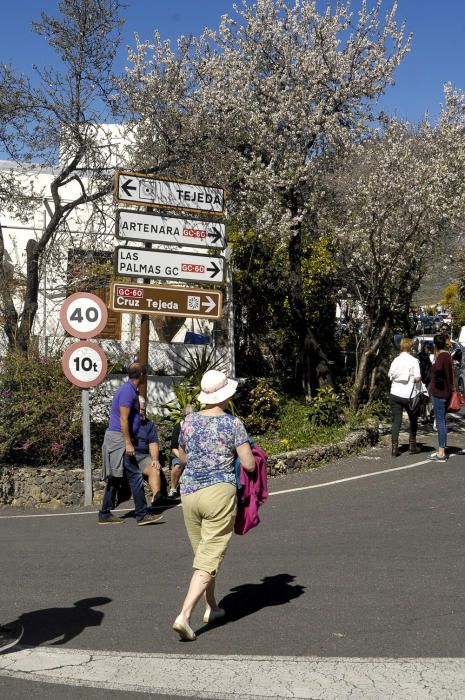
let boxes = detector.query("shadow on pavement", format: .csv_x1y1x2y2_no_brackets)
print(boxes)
195,573,305,637
4,597,111,649
120,498,180,519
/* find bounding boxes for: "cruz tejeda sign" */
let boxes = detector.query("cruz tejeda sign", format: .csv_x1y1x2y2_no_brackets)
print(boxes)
115,171,225,215
110,282,222,319
114,246,224,284
116,210,226,249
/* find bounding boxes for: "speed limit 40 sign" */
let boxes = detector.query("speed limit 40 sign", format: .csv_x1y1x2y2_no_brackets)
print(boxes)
62,341,108,388
60,292,108,339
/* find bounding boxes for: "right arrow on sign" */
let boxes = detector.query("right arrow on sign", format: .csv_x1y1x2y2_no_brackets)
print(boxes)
201,296,217,313
207,261,221,278
208,227,223,245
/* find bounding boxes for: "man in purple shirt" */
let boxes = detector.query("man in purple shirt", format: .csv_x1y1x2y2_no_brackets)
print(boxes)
98,363,162,526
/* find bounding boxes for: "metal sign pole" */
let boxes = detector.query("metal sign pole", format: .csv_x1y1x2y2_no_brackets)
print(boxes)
226,256,235,377
82,388,93,506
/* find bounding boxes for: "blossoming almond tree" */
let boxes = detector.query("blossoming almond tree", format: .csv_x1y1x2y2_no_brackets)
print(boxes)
123,0,410,395
328,85,465,408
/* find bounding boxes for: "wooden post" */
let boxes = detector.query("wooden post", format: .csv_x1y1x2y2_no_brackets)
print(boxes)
139,240,152,400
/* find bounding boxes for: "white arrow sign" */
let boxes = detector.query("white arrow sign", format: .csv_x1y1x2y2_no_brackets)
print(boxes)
114,246,224,284
116,210,226,249
115,171,225,215
202,296,216,314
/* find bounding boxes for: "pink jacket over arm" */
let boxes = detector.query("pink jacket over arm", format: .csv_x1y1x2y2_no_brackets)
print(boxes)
234,444,268,535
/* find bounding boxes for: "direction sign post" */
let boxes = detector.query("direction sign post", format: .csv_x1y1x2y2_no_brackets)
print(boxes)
114,246,224,284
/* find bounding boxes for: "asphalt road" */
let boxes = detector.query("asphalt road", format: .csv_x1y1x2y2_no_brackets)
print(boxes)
1,414,465,698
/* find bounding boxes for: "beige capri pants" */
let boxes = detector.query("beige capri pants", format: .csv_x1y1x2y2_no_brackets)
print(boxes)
181,482,237,577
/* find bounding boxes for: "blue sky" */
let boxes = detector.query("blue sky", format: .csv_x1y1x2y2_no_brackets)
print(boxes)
1,0,465,123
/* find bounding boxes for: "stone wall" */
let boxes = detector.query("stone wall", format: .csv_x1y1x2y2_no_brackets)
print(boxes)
0,468,105,509
0,425,378,509
267,424,378,477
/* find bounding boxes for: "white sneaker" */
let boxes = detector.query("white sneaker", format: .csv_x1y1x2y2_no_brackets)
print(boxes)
168,488,179,499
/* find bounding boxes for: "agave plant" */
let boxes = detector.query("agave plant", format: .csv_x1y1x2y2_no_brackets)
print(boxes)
169,345,227,386
157,379,201,424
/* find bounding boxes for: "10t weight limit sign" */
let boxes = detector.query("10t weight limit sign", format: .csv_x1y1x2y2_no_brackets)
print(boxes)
62,341,108,389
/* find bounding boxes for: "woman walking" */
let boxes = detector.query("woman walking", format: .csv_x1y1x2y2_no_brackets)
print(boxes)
388,338,422,457
172,370,256,641
429,334,454,462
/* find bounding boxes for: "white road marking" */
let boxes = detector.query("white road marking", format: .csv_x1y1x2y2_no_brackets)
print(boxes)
268,459,434,497
0,455,454,519
1,647,465,698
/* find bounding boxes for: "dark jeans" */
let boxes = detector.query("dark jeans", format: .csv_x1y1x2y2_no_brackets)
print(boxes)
99,454,148,521
432,395,448,449
390,394,419,440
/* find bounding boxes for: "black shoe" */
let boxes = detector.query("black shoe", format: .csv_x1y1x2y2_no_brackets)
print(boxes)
0,623,24,652
137,513,163,526
98,514,124,525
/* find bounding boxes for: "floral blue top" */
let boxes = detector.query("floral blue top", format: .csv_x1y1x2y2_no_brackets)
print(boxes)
179,412,249,495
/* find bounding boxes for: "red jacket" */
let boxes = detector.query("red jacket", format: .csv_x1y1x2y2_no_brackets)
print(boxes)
234,444,268,535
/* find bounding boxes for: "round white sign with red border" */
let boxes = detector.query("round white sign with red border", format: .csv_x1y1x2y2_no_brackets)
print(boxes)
60,292,108,339
62,341,108,388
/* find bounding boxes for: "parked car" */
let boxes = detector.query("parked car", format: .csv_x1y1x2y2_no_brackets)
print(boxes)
456,353,465,394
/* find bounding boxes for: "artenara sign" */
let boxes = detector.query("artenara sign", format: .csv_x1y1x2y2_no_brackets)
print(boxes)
110,283,223,320
114,246,224,284
115,171,225,215
116,210,226,249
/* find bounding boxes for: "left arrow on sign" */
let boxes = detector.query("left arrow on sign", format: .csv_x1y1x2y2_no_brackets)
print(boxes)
201,296,216,313
207,261,221,278
121,179,137,197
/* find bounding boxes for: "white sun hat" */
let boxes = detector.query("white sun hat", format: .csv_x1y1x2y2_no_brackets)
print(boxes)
197,370,238,405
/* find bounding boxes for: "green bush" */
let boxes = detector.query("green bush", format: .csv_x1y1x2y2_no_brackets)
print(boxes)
307,386,344,427
343,399,390,429
240,378,280,435
0,347,83,466
259,397,348,456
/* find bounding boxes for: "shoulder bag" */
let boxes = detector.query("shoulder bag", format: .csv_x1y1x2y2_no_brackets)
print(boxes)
447,365,465,412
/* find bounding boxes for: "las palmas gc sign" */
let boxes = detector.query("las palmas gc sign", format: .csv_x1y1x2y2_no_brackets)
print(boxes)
114,246,224,284
115,171,225,215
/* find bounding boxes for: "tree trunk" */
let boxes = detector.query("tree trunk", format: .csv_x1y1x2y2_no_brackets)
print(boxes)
0,222,19,348
287,227,332,398
350,345,370,409
350,319,391,409
16,239,40,352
